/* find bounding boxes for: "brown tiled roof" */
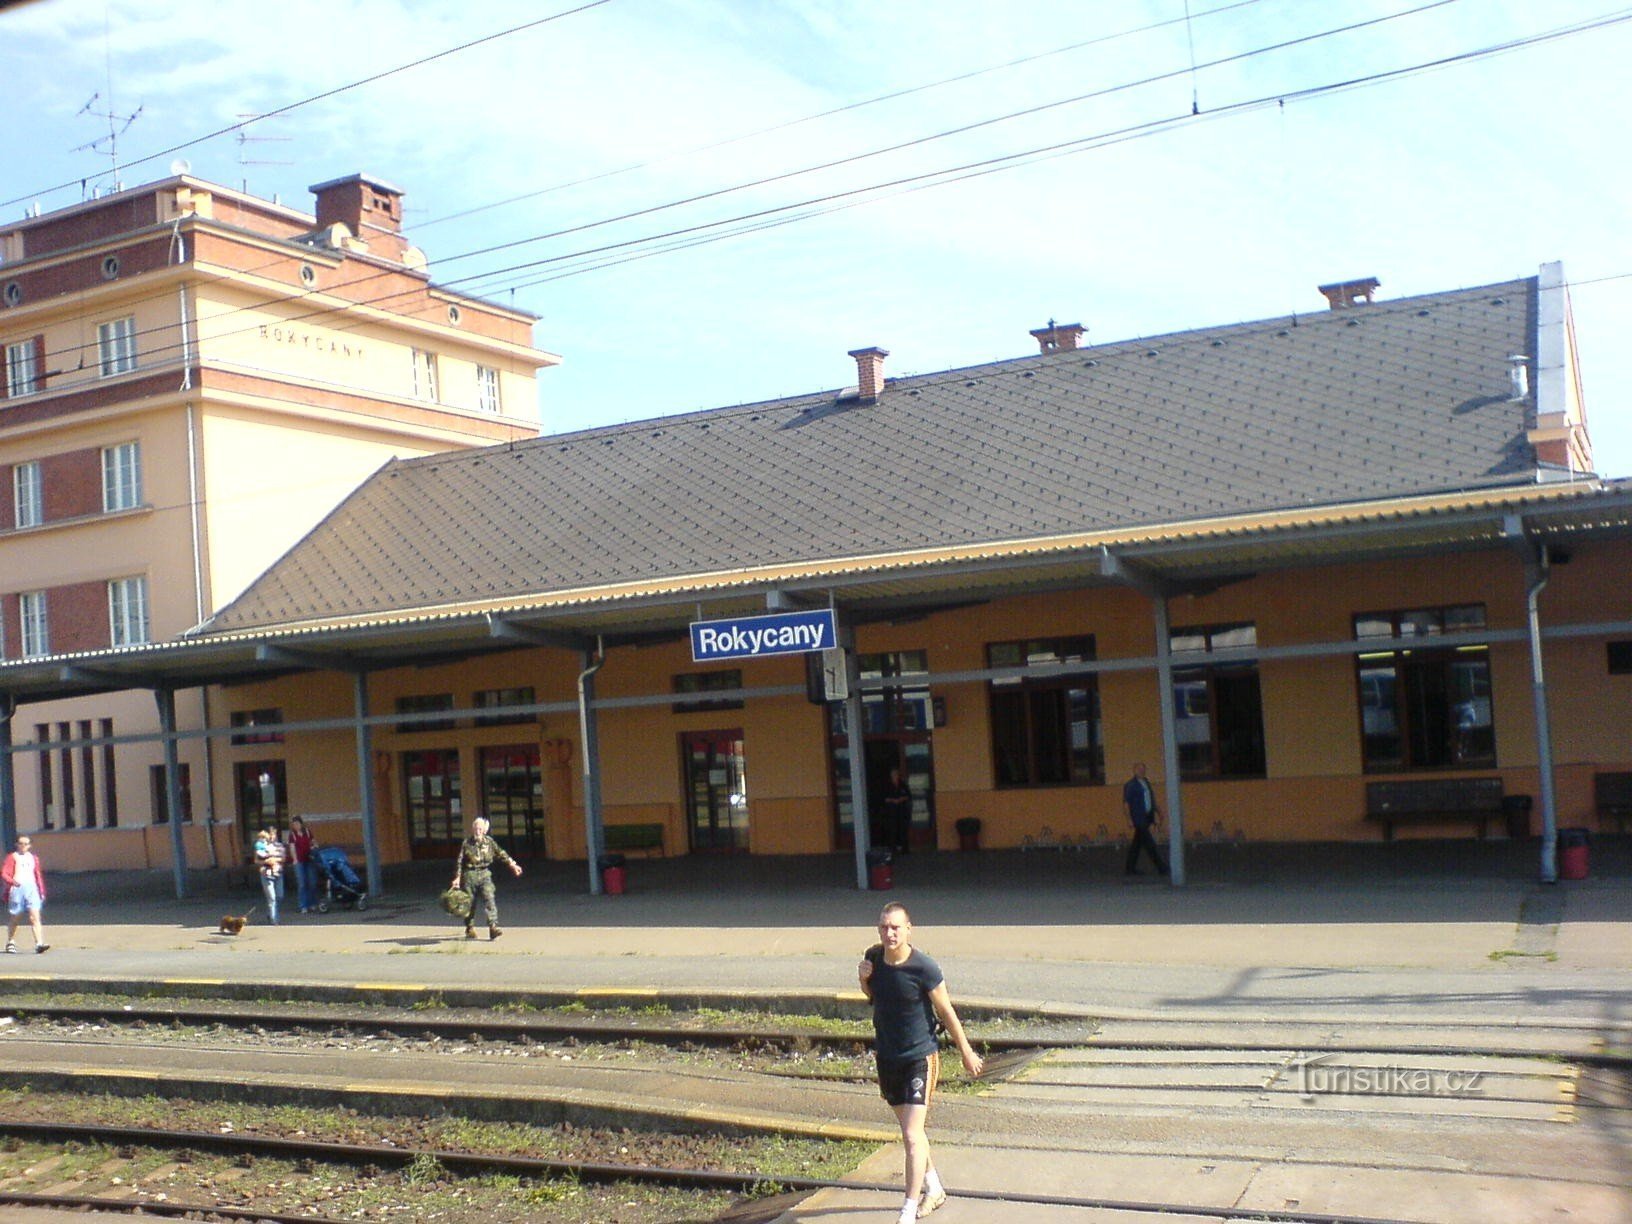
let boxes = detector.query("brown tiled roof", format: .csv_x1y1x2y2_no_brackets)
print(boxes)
200,277,1540,634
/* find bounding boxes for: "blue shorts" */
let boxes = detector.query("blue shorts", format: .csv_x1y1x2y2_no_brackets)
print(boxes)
877,1052,939,1106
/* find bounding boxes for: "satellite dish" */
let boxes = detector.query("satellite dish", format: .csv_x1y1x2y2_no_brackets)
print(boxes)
170,158,192,176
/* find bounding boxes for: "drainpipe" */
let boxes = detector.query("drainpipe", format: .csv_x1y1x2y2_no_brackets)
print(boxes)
1526,549,1559,883
577,637,606,896
0,696,15,852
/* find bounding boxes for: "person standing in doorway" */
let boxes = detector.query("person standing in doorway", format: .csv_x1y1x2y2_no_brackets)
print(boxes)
285,816,319,915
452,816,522,940
2,836,48,954
881,766,914,855
1122,761,1169,876
858,902,983,1221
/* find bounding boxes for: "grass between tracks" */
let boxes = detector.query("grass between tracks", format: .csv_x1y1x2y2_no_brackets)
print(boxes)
0,1088,873,1222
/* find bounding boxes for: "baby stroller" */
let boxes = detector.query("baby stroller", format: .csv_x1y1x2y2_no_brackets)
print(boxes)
313,845,368,912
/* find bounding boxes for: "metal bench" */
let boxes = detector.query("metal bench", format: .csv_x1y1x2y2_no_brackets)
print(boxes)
604,822,666,857
1595,772,1632,835
1365,777,1504,841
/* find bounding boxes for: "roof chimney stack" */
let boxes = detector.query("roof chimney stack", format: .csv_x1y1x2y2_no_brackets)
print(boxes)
848,346,889,402
1317,277,1380,310
1029,320,1087,353
309,173,409,260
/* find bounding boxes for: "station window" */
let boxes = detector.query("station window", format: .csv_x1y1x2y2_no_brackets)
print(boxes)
231,708,286,745
102,441,142,512
673,670,744,713
150,762,193,824
1609,641,1632,675
1171,623,1265,779
395,693,456,733
476,365,502,413
97,316,137,377
474,686,535,726
108,576,149,646
13,460,41,528
19,591,48,657
987,637,1102,787
411,348,438,401
4,336,43,397
1354,604,1494,771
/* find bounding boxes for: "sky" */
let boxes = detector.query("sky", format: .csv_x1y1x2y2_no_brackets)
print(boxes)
3,0,1630,478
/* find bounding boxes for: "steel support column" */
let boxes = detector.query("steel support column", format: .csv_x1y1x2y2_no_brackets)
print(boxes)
578,642,607,896
841,620,872,891
1101,548,1185,886
352,670,384,897
153,688,190,899
1151,594,1186,887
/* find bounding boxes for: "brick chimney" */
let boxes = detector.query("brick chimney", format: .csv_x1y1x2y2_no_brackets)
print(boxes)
848,346,889,402
1029,320,1086,353
1317,277,1380,310
309,173,408,261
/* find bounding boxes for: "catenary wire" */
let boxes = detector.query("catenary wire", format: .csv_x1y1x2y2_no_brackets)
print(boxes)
417,0,1276,232
0,0,618,212
11,0,1497,373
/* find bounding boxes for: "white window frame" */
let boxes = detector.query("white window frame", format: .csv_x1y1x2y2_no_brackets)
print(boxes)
97,316,137,377
108,576,150,646
476,364,501,413
5,338,39,396
19,591,48,658
13,460,41,528
412,348,438,401
102,441,142,512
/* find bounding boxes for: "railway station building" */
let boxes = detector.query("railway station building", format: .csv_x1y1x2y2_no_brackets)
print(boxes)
0,252,1627,890
0,172,558,871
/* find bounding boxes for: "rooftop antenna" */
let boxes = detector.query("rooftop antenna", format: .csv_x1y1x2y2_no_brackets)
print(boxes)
72,91,143,198
72,9,141,199
234,113,293,201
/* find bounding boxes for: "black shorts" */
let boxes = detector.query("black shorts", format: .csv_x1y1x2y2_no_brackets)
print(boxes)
877,1052,940,1106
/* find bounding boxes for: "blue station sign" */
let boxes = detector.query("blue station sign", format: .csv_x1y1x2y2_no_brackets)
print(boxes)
690,608,838,663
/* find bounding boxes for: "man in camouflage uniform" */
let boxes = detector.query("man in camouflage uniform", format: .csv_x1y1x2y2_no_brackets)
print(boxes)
451,816,523,940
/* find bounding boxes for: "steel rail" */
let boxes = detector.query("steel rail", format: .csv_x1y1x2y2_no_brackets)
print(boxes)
0,1120,1425,1224
5,1001,1628,1066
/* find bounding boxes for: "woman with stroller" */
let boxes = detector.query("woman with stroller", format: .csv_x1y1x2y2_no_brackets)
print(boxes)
451,816,522,941
285,816,319,914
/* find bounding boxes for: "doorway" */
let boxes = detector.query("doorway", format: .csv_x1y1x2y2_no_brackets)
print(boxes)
404,748,462,858
479,744,545,858
680,729,749,853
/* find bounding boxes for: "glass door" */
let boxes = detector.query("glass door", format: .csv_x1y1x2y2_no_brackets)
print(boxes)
680,729,749,853
480,744,544,858
404,748,463,858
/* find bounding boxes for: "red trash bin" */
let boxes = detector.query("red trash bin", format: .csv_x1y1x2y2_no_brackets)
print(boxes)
1558,828,1589,880
867,848,893,890
600,854,627,895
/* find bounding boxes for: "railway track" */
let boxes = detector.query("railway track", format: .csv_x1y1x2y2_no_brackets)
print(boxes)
0,994,1623,1221
0,1119,1438,1224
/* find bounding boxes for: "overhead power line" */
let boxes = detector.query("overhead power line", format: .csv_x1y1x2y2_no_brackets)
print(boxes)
13,0,1478,373
17,4,1630,376
0,0,618,211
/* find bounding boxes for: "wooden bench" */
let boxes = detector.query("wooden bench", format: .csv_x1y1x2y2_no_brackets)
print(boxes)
1365,777,1504,841
604,822,666,857
1595,772,1632,835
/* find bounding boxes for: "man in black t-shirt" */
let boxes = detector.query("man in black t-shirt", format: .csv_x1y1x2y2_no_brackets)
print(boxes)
858,902,983,1222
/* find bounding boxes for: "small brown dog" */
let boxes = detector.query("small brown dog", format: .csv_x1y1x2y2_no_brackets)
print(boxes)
217,906,257,936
